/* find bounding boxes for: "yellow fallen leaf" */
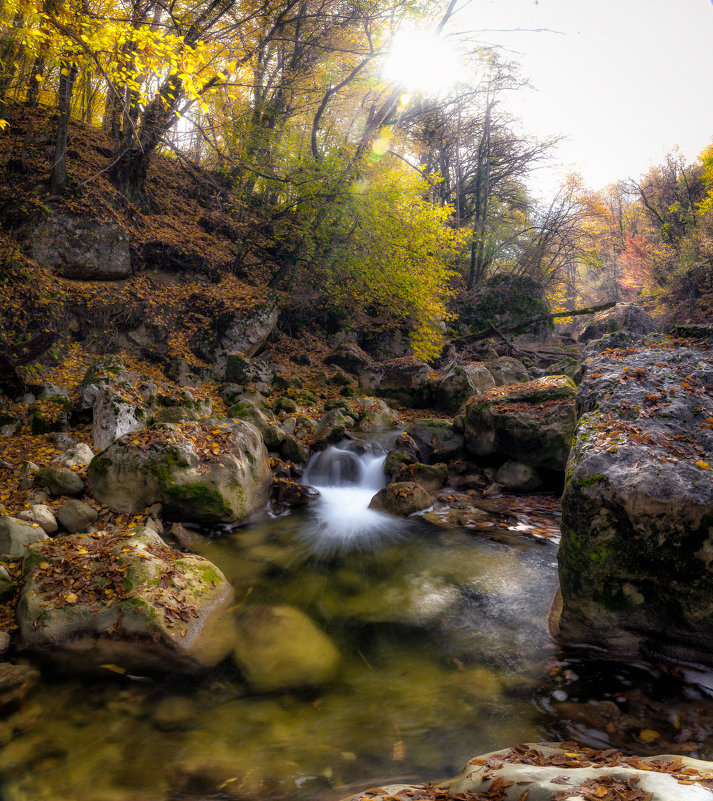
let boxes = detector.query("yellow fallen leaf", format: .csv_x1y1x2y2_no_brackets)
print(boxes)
696,460,712,470
99,663,127,675
639,729,660,743
39,561,50,570
64,592,78,604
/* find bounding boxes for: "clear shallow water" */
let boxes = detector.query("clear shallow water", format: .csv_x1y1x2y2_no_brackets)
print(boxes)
4,444,713,800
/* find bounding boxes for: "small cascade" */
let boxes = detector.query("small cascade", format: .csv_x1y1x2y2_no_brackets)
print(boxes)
301,441,403,551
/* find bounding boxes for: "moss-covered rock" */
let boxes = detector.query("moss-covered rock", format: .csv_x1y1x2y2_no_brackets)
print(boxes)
368,482,433,517
87,420,271,524
232,604,340,692
360,357,439,408
16,528,235,674
34,466,85,497
464,376,576,471
405,419,463,463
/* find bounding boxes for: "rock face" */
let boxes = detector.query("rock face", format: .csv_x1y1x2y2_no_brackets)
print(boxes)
556,332,713,663
464,376,577,471
360,357,437,408
232,605,340,692
27,214,131,279
87,420,272,523
344,743,713,801
579,302,655,342
17,529,234,673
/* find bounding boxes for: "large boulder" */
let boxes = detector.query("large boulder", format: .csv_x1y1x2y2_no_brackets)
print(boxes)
353,396,397,431
232,604,340,692
360,357,438,408
26,214,131,279
87,420,272,523
324,341,373,374
579,302,655,342
486,356,530,387
460,273,552,336
91,387,148,452
0,516,48,557
555,332,713,663
368,482,433,516
17,528,234,673
344,743,713,801
405,419,463,462
464,376,577,471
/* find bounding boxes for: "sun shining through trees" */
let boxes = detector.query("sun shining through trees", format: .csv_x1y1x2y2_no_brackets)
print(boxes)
383,28,464,96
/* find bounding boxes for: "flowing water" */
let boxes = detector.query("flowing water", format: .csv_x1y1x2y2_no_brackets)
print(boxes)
4,439,713,800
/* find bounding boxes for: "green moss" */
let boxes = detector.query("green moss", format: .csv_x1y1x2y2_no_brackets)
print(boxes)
88,456,113,477
164,483,233,520
571,473,607,490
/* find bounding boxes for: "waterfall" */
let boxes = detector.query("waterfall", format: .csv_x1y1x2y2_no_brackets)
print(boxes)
301,441,404,551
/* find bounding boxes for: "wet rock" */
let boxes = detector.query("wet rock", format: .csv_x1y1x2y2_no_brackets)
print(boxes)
17,528,235,674
16,504,58,534
34,466,85,497
232,604,340,692
57,499,99,533
87,420,271,524
353,396,397,431
0,517,48,558
279,435,309,463
400,462,448,493
556,332,713,663
495,460,542,492
464,376,577,471
580,302,655,342
406,420,463,462
486,356,530,387
360,357,438,408
272,478,320,507
368,482,433,516
0,662,41,713
313,409,351,447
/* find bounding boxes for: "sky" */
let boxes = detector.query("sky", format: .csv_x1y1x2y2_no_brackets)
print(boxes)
447,0,713,198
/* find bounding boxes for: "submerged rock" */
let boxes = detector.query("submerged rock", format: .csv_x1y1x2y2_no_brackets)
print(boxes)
556,332,713,663
464,376,577,471
87,419,271,523
17,528,234,673
232,604,340,692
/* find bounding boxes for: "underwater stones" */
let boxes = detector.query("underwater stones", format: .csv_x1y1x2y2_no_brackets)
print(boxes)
87,419,271,523
0,516,48,558
368,482,433,517
556,333,713,663
0,662,41,713
17,528,234,673
232,604,340,692
464,376,577,471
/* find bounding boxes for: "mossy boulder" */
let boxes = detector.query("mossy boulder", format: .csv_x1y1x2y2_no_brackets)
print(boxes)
579,302,655,342
353,396,397,431
34,466,85,497
485,356,530,387
556,333,713,664
435,365,495,413
368,482,433,517
87,420,271,524
232,604,340,692
464,376,577,471
360,357,438,408
16,528,235,674
460,273,552,336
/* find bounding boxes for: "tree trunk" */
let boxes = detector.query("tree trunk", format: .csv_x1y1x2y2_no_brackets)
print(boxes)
50,63,78,194
27,54,45,106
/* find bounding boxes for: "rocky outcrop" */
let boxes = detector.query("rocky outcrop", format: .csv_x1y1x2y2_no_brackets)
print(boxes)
87,420,271,523
344,743,713,801
486,356,530,386
17,528,234,673
26,214,131,280
464,376,577,471
435,363,495,412
579,302,655,342
360,357,437,408
556,332,713,663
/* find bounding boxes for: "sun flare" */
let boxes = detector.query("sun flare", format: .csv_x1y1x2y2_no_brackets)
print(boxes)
384,29,462,95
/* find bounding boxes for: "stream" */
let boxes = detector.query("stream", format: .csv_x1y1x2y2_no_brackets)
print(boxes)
3,438,713,800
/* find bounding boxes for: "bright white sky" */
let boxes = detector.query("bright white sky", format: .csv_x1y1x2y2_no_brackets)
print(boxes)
445,0,713,198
